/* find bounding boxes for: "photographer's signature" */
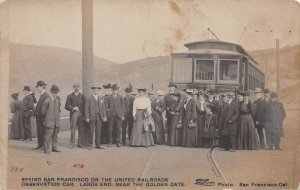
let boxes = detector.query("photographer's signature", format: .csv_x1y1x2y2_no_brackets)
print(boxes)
195,179,215,186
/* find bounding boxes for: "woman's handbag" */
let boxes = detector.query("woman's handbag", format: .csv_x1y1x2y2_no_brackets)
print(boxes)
188,122,196,128
176,122,183,128
143,113,155,132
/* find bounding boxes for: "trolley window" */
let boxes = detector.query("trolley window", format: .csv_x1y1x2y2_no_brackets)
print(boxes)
218,59,239,82
194,59,215,82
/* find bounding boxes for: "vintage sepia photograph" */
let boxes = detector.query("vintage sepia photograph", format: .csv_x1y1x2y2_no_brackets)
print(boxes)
0,0,299,189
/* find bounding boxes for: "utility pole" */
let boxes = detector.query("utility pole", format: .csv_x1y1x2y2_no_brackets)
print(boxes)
82,0,93,97
82,0,93,146
276,39,280,96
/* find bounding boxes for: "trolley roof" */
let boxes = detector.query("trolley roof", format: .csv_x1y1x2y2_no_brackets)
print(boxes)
173,40,259,65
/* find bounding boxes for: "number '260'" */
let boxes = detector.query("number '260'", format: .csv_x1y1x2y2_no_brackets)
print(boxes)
11,167,23,172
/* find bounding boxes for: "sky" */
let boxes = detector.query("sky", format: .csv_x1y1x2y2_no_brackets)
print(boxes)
4,0,300,63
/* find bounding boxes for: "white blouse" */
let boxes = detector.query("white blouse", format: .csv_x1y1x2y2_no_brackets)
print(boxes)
132,96,152,117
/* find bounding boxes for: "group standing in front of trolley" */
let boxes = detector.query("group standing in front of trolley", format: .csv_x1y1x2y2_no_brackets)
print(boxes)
10,80,286,154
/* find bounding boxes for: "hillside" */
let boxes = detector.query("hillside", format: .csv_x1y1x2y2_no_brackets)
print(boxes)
9,44,119,116
249,45,300,108
9,43,300,117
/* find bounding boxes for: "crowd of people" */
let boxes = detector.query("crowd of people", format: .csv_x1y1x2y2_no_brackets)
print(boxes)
10,80,286,154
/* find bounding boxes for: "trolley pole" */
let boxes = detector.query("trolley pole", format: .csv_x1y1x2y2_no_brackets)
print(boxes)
276,39,280,96
82,0,94,97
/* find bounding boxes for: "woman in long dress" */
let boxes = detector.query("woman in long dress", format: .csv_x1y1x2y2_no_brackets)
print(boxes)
236,92,259,150
10,93,23,139
152,91,166,144
167,92,184,146
30,92,37,138
130,88,154,148
196,91,207,147
183,89,197,147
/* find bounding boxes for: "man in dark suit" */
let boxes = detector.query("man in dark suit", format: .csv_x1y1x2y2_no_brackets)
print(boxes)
253,88,266,149
35,81,50,150
101,83,112,144
164,84,177,133
220,93,239,151
270,92,286,150
21,86,34,141
107,83,125,147
261,89,276,150
65,83,85,149
85,86,108,149
41,85,61,154
122,87,134,145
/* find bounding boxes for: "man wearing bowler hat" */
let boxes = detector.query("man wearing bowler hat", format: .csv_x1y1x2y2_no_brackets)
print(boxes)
20,86,35,141
85,85,108,149
107,83,125,147
122,86,134,145
41,85,61,154
269,92,286,150
261,88,276,150
101,83,112,144
253,87,266,149
65,83,85,149
35,80,50,150
220,92,239,151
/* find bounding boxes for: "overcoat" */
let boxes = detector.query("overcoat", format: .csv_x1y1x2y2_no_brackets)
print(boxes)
271,101,286,137
221,101,239,136
41,96,61,128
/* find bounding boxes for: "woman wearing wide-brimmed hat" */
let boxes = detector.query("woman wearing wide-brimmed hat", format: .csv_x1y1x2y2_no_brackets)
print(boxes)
152,90,166,145
236,91,259,150
10,93,24,139
130,88,154,147
195,90,208,147
183,89,197,147
167,92,184,146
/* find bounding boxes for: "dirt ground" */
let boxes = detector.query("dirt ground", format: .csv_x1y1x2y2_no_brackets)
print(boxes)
6,110,300,190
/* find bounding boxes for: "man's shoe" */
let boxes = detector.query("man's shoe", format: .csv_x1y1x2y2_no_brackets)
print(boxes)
107,143,112,147
275,147,283,151
70,145,74,149
34,146,42,149
87,146,93,150
96,146,104,149
116,143,121,147
77,145,83,148
52,149,61,152
229,149,236,152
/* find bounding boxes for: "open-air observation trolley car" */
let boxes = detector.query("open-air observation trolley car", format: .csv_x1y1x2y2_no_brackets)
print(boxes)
170,40,265,97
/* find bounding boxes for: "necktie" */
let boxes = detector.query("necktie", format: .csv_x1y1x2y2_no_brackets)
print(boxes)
97,99,101,113
53,98,56,111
